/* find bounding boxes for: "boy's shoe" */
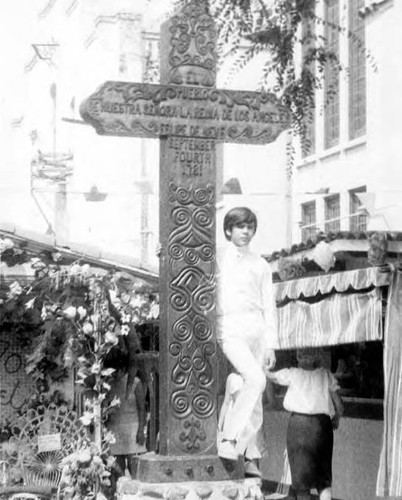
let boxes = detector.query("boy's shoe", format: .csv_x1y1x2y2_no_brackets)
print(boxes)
244,459,262,478
218,440,239,461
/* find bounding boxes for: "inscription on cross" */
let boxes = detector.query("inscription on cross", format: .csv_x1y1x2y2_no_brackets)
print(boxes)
80,0,289,483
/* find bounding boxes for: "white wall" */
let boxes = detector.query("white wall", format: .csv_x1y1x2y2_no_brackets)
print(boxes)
0,0,291,263
291,1,402,244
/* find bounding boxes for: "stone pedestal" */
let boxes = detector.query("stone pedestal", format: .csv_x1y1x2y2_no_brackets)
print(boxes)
117,476,263,500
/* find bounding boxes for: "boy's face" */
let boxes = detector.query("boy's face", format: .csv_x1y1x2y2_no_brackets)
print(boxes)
227,222,256,247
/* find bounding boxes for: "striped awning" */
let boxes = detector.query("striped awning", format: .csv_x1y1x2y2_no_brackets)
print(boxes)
377,271,402,497
278,288,383,349
275,266,390,302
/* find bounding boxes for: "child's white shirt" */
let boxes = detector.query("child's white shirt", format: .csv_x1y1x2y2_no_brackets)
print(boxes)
273,367,340,417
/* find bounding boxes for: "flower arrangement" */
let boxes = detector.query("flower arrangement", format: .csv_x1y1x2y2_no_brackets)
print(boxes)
277,256,306,281
59,443,115,500
0,236,159,497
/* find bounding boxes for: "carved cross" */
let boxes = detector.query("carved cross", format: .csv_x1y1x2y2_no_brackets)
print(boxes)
80,0,289,483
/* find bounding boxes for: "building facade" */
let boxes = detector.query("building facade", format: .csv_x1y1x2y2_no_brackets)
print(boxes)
293,0,399,246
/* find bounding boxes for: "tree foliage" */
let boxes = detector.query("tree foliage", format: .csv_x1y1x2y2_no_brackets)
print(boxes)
210,0,339,142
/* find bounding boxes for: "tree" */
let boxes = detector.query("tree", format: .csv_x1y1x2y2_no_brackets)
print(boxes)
212,0,338,144
162,0,369,157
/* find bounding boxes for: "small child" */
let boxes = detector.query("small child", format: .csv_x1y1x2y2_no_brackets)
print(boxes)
267,348,343,500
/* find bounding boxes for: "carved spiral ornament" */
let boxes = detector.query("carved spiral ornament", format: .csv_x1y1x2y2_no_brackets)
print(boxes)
167,181,216,453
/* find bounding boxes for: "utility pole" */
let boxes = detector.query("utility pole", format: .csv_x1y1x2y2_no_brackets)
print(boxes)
139,30,159,265
30,43,71,243
51,82,70,243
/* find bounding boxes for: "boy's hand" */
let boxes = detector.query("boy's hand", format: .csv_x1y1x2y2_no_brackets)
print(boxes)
264,349,276,370
332,415,340,430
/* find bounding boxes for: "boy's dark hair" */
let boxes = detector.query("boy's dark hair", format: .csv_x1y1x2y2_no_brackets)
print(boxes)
223,207,257,240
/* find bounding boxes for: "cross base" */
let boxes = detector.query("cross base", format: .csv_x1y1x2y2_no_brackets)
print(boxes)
136,453,245,483
117,476,263,500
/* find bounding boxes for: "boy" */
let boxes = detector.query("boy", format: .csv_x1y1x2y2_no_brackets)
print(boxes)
217,207,279,477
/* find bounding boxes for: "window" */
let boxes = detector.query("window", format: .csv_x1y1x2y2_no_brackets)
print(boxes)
301,7,316,157
324,0,340,149
324,194,341,233
349,186,368,232
301,201,317,242
349,0,366,140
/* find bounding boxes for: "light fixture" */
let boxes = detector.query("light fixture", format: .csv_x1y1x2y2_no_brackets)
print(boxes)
305,187,330,195
221,177,242,195
84,185,107,202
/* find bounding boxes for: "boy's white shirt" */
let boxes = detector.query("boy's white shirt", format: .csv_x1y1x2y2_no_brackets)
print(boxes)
217,243,279,350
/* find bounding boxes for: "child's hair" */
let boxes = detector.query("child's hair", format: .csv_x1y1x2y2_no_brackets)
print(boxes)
223,207,257,240
296,347,323,368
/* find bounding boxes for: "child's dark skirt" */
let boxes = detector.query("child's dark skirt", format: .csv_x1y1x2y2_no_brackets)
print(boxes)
286,412,333,491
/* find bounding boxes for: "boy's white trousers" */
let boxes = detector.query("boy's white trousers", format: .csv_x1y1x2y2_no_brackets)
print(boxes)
218,317,267,460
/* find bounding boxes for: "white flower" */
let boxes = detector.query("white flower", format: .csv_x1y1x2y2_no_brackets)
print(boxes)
105,330,118,345
4,238,14,249
80,412,93,426
1,238,14,251
121,312,131,323
121,325,130,336
82,322,93,335
110,397,120,408
104,431,116,445
81,264,90,275
41,306,48,321
77,306,87,319
52,252,62,262
30,257,46,269
69,263,81,275
8,281,22,298
92,456,103,466
129,294,146,309
63,306,77,319
77,449,91,464
25,298,36,310
91,362,101,374
148,303,160,319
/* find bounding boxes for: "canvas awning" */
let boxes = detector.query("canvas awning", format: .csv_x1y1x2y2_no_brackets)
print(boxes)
277,288,383,349
274,267,388,349
274,266,390,302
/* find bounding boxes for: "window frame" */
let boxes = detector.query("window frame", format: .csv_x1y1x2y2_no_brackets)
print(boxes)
324,193,341,233
349,186,368,232
324,0,341,149
301,200,317,242
348,0,367,140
